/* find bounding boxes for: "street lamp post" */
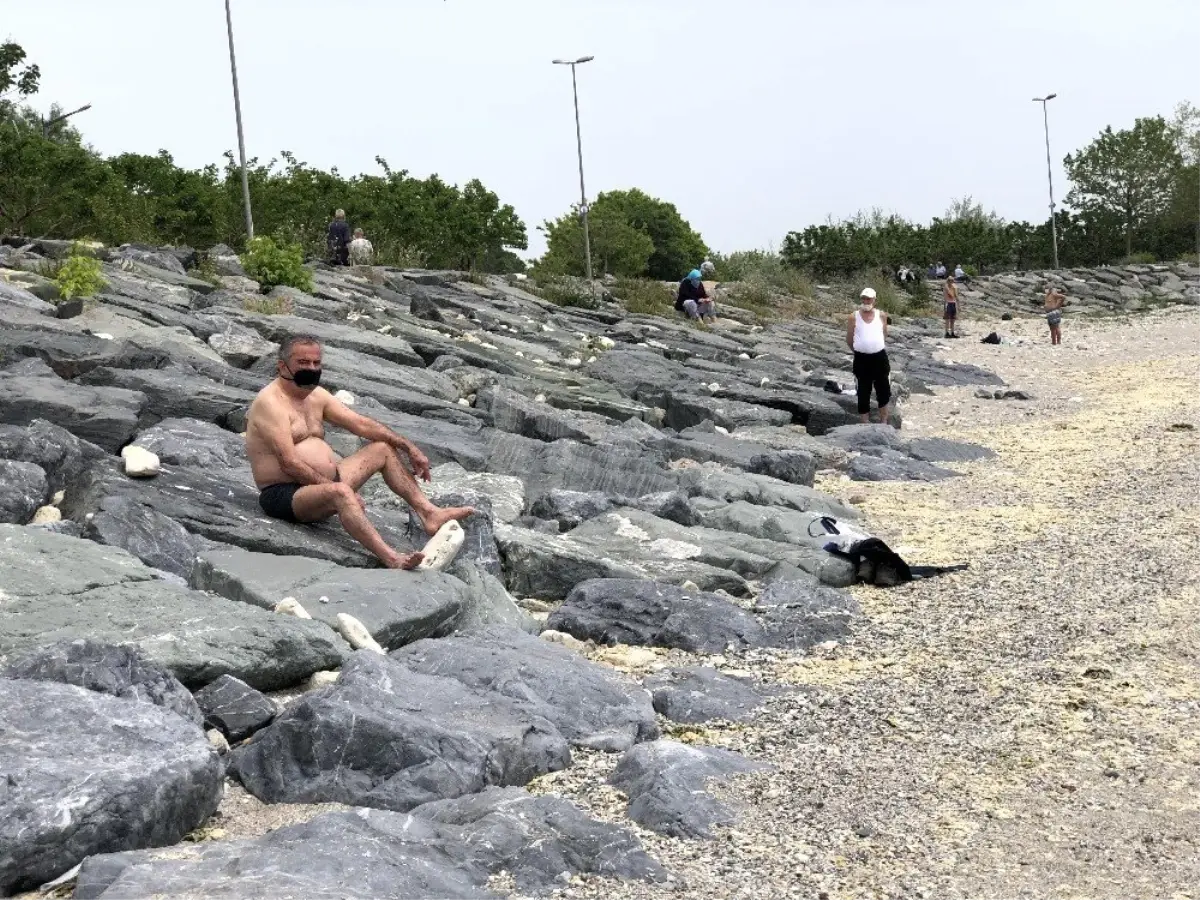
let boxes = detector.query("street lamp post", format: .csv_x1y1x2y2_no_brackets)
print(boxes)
42,103,91,139
1033,93,1059,269
225,0,255,241
553,56,594,288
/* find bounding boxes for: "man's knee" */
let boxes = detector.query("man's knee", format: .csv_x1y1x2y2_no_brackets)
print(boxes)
366,441,395,465
330,482,357,507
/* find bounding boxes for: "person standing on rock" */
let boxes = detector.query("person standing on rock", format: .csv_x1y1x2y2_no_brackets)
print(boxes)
676,269,715,323
1044,283,1066,345
943,276,960,339
348,228,374,266
245,335,474,569
846,287,891,425
326,209,351,266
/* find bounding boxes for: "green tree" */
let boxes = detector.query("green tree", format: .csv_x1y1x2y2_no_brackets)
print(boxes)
537,202,654,278
1064,116,1183,256
0,41,40,108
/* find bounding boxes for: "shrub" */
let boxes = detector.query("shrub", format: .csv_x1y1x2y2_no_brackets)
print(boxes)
709,250,814,298
240,236,313,293
53,244,106,300
615,278,674,316
1179,251,1199,265
1120,251,1158,264
534,279,598,310
192,254,221,286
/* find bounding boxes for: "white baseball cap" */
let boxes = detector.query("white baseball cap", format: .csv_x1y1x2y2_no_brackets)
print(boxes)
860,287,877,300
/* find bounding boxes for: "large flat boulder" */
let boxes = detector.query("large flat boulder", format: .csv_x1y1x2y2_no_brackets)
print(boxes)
192,546,468,649
78,363,257,428
392,626,658,751
2,639,204,726
74,788,665,899
609,739,768,839
0,361,145,452
0,678,223,896
0,418,109,494
676,463,860,519
231,651,571,811
241,314,426,368
0,526,348,689
643,666,774,724
548,576,855,652
0,328,169,379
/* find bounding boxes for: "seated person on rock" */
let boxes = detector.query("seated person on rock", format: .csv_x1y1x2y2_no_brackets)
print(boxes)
675,269,715,322
245,335,473,569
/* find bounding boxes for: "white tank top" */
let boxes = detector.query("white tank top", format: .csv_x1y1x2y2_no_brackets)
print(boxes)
853,310,886,353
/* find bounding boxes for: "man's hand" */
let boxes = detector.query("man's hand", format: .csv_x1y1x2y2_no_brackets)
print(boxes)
406,446,432,482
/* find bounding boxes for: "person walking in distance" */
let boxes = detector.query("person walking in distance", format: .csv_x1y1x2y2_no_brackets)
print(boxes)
1044,283,1066,345
326,209,351,266
943,276,960,338
846,287,891,424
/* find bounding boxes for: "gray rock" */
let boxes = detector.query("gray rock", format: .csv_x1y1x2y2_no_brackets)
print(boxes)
824,423,906,453
2,639,204,726
643,666,771,724
78,363,256,429
609,739,769,839
75,788,665,899
192,546,467,650
409,288,445,322
904,436,996,463
193,674,276,741
0,418,109,494
848,449,960,482
207,326,276,368
424,462,525,523
676,464,860,519
241,314,426,369
112,246,188,276
528,489,615,530
0,366,145,453
207,243,245,277
481,385,617,444
83,494,210,580
392,625,658,751
0,526,348,690
486,432,677,499
132,417,247,468
0,328,168,379
0,278,54,313
0,678,223,895
633,489,701,526
444,560,541,634
231,651,571,811
550,576,854,653
0,459,49,523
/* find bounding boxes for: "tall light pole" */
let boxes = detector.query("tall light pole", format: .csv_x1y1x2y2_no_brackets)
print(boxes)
42,103,91,139
225,0,255,241
553,56,594,287
1033,93,1059,269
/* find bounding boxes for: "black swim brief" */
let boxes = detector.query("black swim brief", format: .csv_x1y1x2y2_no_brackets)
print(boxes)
259,483,302,523
259,470,340,523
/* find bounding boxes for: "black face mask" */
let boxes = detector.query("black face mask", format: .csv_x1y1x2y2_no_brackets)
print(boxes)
282,364,321,389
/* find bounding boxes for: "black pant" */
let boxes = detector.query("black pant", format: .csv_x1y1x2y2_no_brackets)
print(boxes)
853,350,891,414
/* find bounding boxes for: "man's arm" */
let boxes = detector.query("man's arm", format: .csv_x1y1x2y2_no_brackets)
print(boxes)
256,399,334,485
321,392,432,480
846,315,856,350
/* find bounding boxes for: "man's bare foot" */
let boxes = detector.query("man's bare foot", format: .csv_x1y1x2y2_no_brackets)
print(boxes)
419,505,474,536
383,551,424,570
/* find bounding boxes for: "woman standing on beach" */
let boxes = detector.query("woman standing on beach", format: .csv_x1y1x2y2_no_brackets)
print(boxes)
846,287,891,425
1044,284,1066,345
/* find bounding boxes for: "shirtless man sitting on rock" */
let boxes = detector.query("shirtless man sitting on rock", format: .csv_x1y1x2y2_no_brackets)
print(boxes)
245,334,473,569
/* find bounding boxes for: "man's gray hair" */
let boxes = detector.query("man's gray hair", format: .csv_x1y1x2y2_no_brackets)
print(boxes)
334,208,345,219
278,334,322,361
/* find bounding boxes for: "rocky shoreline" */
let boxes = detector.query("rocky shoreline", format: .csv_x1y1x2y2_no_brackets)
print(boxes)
1,240,1195,899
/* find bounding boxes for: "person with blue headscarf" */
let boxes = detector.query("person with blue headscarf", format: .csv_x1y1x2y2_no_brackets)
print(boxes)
676,269,715,322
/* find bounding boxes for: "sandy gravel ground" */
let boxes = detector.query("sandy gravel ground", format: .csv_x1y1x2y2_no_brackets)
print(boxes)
529,306,1200,900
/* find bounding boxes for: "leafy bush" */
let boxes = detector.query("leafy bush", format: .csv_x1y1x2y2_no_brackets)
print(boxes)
615,278,674,316
240,236,313,293
535,279,598,310
53,243,106,300
192,254,221,286
708,250,814,298
1178,251,1199,265
1120,251,1158,264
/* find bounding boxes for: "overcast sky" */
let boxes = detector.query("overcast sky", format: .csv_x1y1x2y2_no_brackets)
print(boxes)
10,0,1199,258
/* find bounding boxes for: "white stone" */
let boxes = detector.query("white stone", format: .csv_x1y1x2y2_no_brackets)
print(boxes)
121,445,160,478
30,505,61,525
565,358,582,367
539,629,587,652
416,520,465,572
597,336,615,350
333,390,355,406
714,426,730,435
707,383,721,392
738,352,751,360
93,333,114,340
760,377,770,386
680,580,700,592
336,613,385,654
458,398,470,406
206,729,230,754
534,394,547,403
306,670,340,690
51,490,65,506
587,355,597,363
274,597,312,619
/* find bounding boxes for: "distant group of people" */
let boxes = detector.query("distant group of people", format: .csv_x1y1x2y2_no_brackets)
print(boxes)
326,209,374,266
